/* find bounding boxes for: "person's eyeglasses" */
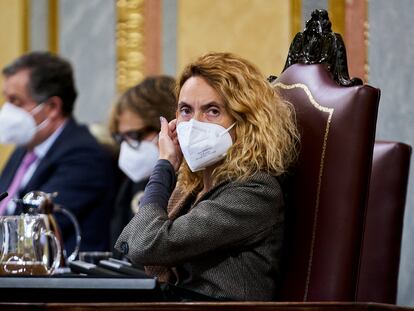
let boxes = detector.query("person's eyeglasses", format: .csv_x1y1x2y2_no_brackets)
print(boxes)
112,126,156,149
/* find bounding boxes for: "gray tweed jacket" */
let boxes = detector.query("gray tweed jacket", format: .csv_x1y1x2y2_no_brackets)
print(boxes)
115,171,284,301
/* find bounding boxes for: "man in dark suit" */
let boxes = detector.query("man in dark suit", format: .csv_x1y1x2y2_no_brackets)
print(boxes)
0,51,115,255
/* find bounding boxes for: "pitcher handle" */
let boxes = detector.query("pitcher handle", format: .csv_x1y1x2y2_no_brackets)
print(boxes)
54,206,81,262
43,230,62,274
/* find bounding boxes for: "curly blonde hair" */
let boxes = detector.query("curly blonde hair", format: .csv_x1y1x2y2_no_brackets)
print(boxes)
177,52,299,192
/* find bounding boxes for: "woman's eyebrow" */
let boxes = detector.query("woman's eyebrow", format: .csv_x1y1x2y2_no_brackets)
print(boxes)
177,101,189,108
178,101,223,108
201,101,223,109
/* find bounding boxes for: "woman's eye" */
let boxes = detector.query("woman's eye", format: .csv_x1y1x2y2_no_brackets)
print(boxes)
179,106,191,116
207,108,220,116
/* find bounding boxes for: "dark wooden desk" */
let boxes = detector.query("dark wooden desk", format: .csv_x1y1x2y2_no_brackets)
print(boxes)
0,302,413,311
1,277,413,311
0,276,162,302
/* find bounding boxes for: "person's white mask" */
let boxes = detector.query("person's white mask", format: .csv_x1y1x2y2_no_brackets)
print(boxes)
118,140,159,182
177,119,236,172
0,102,46,145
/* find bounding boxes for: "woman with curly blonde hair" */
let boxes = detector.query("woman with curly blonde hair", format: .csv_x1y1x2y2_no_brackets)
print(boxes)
116,52,299,301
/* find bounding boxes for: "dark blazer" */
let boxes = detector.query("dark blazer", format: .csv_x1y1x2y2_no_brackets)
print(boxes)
0,118,116,254
116,171,284,301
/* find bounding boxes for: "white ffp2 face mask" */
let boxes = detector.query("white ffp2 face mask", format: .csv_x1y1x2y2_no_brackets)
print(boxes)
176,119,235,172
118,140,159,182
0,102,44,145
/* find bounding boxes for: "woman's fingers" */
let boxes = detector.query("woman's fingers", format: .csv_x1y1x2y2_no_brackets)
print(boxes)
159,116,170,136
158,116,174,156
159,117,181,171
169,119,177,131
169,119,183,169
168,119,179,147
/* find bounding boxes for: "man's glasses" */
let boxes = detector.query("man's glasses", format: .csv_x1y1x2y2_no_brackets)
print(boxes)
112,126,156,149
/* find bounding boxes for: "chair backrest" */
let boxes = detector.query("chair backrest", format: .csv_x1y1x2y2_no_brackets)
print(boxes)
270,9,380,301
357,141,412,304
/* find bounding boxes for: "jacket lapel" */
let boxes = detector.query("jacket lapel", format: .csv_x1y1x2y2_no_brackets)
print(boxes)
21,118,76,194
167,186,195,220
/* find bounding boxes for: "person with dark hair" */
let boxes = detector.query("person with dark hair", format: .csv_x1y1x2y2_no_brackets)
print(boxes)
108,75,176,257
0,51,115,255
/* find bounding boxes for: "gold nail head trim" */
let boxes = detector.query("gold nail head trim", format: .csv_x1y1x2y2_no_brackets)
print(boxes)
273,82,334,301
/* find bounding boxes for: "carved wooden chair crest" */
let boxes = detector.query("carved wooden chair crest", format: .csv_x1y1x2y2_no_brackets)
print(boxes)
270,9,361,86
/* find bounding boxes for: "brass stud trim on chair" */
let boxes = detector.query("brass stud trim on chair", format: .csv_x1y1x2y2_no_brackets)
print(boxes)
273,81,334,300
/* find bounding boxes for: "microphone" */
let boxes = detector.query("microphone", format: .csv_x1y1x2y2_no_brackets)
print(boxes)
0,192,8,202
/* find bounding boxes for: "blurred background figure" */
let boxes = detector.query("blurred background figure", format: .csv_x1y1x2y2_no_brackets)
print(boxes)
108,75,176,256
0,51,115,256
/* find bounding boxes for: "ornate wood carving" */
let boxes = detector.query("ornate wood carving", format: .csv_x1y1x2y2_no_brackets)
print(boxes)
277,9,362,87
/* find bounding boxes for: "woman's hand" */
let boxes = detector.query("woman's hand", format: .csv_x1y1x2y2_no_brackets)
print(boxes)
159,117,182,171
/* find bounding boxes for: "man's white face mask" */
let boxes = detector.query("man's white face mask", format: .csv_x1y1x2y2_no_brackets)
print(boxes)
0,102,47,146
176,119,236,172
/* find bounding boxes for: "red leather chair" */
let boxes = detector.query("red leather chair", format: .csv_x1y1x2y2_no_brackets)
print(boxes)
272,63,379,302
271,9,412,303
270,9,380,301
357,141,412,304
